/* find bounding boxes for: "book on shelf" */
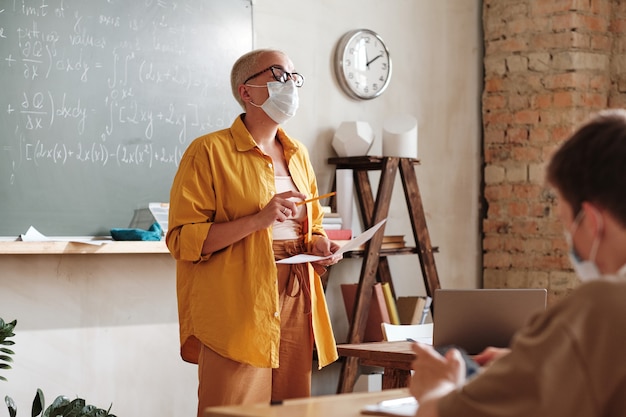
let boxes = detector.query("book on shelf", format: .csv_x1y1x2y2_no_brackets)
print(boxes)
356,235,406,251
323,211,341,218
396,296,432,325
323,212,344,231
341,283,391,342
322,215,342,224
381,282,401,325
325,229,352,240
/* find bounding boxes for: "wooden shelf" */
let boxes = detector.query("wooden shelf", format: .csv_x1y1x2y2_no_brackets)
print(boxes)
328,155,419,170
328,156,441,394
342,246,439,259
0,240,169,255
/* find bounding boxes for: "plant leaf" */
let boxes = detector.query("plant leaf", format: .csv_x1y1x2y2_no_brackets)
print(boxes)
0,320,17,336
63,398,85,417
0,319,16,382
46,395,70,417
80,405,97,416
32,388,45,417
5,395,17,417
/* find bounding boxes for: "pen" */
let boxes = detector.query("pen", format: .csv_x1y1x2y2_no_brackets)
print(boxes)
296,191,336,206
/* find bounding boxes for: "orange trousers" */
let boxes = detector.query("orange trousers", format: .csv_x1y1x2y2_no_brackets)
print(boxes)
196,239,313,416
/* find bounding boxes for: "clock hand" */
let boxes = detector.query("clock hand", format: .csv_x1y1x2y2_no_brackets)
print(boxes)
366,54,382,68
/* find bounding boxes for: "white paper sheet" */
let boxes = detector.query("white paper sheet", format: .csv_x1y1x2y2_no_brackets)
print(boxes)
276,219,386,264
361,396,418,416
20,226,50,242
148,202,169,233
19,226,110,245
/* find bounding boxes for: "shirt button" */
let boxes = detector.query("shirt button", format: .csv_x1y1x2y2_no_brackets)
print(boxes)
268,163,273,169
274,312,279,318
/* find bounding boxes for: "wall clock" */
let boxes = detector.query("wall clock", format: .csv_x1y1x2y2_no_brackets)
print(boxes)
334,29,392,100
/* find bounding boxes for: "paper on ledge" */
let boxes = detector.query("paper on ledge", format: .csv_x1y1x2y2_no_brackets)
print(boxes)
276,218,386,264
19,226,109,245
20,226,50,242
148,202,169,233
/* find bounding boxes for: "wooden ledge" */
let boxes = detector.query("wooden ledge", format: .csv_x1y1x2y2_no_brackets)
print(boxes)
0,240,170,255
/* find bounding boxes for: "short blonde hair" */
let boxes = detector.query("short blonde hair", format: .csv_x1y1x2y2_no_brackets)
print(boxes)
230,49,283,109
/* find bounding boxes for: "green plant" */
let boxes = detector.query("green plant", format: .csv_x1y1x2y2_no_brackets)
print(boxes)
5,389,116,417
0,319,16,382
0,318,116,416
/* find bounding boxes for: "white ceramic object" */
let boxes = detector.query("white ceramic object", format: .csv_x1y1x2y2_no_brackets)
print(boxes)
332,121,375,157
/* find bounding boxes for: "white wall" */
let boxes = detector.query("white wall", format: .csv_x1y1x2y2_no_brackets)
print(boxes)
0,1,482,415
0,254,194,416
253,0,484,341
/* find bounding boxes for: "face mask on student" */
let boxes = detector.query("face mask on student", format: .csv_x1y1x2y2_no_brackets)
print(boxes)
564,209,602,282
248,80,299,124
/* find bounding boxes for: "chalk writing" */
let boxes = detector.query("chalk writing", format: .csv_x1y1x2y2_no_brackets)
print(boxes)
0,0,251,236
2,0,245,174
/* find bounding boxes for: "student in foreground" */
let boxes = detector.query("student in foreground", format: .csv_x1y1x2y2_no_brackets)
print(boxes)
409,109,626,416
166,49,341,416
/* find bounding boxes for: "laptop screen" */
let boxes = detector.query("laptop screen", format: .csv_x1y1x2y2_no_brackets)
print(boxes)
433,289,547,354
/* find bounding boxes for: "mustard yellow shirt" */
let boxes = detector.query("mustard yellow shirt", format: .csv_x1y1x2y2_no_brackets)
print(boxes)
166,115,338,369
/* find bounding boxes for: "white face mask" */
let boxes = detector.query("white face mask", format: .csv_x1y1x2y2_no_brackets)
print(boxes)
248,80,299,124
564,210,602,282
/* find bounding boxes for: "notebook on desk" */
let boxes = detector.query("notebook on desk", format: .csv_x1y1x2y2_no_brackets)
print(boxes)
432,289,547,355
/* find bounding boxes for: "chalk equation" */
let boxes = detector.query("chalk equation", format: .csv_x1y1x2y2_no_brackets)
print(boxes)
0,0,252,236
1,0,246,180
21,137,185,168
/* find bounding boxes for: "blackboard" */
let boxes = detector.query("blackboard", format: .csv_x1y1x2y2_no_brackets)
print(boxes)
0,0,252,236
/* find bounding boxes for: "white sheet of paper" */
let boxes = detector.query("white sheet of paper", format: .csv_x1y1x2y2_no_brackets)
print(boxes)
276,218,387,264
148,202,169,233
361,396,418,416
19,226,109,245
20,226,50,242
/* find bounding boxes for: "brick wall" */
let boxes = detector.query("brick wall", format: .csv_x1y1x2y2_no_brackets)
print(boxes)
482,0,622,304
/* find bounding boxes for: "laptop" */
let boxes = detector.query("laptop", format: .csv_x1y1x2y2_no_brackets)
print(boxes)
433,289,547,355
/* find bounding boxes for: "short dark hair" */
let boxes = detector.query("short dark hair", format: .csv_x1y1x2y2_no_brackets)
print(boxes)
547,109,626,227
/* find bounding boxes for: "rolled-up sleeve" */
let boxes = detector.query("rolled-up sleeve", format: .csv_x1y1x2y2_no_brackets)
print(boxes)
166,142,216,262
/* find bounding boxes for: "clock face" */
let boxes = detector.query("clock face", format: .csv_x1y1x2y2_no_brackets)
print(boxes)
335,29,392,100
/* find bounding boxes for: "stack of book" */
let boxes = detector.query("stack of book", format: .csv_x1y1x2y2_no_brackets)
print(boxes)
341,282,431,342
396,295,432,325
356,235,406,251
322,212,343,230
321,206,352,240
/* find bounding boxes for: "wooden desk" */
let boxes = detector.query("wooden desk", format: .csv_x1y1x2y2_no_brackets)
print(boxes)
337,341,415,390
204,388,411,417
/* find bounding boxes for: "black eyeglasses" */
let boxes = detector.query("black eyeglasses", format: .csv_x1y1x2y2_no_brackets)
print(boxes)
243,65,305,87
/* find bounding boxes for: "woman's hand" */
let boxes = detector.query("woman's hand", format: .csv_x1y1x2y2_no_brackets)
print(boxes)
310,236,342,274
255,190,306,229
